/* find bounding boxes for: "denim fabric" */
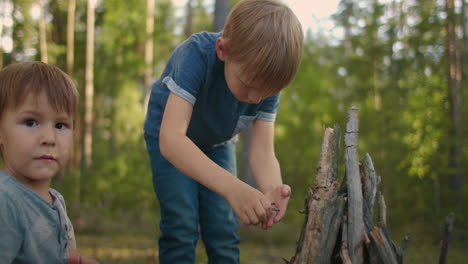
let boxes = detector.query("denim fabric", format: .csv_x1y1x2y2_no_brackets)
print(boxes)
0,170,75,263
144,31,280,150
145,134,240,264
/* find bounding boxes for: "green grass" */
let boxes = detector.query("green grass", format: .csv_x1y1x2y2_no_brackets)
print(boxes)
74,223,467,264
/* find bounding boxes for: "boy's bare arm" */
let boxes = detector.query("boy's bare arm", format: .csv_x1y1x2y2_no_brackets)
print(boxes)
249,119,291,229
159,93,273,225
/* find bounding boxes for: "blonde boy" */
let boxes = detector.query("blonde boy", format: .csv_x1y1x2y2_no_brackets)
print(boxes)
0,62,97,263
144,0,303,263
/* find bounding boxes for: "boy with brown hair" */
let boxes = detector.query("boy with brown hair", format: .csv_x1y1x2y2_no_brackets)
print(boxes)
144,0,303,262
0,61,98,263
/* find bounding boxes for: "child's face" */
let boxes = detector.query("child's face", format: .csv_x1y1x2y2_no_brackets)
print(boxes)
224,61,274,104
0,91,73,190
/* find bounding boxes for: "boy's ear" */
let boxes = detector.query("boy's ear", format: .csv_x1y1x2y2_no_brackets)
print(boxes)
216,37,226,61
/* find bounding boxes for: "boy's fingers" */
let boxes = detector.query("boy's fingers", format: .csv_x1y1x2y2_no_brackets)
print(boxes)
281,185,291,197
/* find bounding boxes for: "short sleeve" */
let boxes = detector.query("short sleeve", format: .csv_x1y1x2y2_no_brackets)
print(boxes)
0,191,22,262
257,93,281,122
162,37,208,105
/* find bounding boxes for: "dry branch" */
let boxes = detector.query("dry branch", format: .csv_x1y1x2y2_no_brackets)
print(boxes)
368,226,399,264
290,125,342,263
439,213,455,264
377,191,387,227
344,108,365,264
340,214,352,264
289,108,413,264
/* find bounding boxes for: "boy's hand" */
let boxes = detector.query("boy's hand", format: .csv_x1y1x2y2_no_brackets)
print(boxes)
226,182,273,226
69,251,100,264
262,184,291,230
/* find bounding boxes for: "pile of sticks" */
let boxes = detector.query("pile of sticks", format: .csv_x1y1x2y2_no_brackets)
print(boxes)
287,108,410,264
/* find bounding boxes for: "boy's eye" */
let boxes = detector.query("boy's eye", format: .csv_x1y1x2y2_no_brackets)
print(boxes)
24,119,38,127
55,122,68,130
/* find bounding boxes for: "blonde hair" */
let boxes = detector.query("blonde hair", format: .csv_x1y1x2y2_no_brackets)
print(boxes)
0,61,78,118
223,0,304,93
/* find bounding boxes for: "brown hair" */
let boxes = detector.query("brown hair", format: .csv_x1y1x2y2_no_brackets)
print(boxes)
0,61,78,118
223,0,304,93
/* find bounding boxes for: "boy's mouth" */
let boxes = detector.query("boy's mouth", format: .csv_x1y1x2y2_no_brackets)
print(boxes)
36,155,57,161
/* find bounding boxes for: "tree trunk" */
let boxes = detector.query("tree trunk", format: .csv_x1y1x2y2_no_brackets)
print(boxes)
185,0,193,38
439,213,455,264
143,0,155,114
67,0,75,75
84,0,95,166
463,0,468,87
0,0,4,69
446,0,463,212
39,0,48,63
213,0,230,32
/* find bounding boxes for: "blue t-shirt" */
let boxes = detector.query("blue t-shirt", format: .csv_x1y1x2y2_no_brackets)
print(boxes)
144,32,280,151
0,170,76,264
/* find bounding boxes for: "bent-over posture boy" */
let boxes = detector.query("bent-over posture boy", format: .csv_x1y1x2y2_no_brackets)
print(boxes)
144,0,304,263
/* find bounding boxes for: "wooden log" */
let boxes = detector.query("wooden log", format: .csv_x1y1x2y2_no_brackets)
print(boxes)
341,214,352,264
439,213,455,264
362,153,378,233
344,108,365,264
361,153,382,264
377,191,387,227
290,125,342,264
319,193,346,263
396,235,411,263
368,226,399,264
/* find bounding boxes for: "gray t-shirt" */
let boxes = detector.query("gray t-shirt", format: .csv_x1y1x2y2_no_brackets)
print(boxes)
0,170,76,263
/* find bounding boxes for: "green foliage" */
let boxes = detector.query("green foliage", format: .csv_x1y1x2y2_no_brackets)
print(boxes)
4,0,468,246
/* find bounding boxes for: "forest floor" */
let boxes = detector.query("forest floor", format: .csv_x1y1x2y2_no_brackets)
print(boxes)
75,224,468,264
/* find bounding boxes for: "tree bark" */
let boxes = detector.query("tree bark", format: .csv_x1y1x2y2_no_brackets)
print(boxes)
340,214,352,264
290,125,343,263
39,0,48,63
446,0,463,213
463,0,468,87
344,108,364,264
0,0,4,69
368,226,398,264
67,0,75,75
362,153,379,233
213,0,230,32
184,0,193,38
143,0,155,114
84,0,95,166
361,153,382,264
439,213,455,264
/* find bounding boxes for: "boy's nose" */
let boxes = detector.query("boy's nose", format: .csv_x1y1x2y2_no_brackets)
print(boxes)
41,126,56,145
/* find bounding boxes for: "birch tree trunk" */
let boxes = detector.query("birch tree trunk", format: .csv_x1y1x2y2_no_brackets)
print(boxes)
39,0,47,63
67,0,82,172
143,0,155,114
446,0,463,212
67,0,75,75
0,0,4,69
84,0,95,166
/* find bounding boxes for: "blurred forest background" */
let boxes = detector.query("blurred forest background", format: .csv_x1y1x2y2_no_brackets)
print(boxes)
0,0,467,263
